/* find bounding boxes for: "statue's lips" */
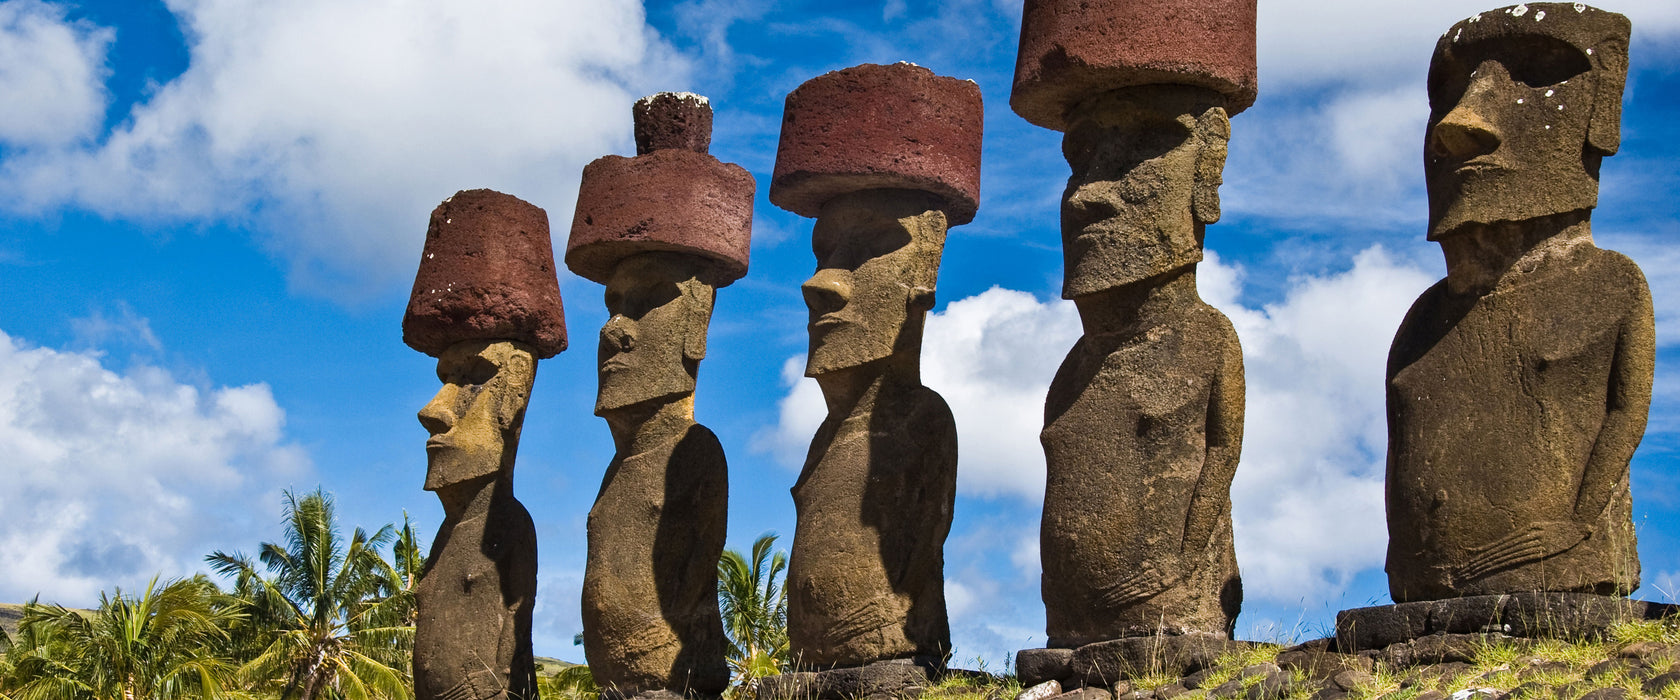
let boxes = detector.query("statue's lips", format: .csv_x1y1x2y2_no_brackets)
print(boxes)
1448,157,1505,176
600,356,632,373
811,314,847,332
425,437,450,451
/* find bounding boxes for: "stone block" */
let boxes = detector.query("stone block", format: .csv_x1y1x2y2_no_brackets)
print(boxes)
1337,594,1674,652
567,149,755,286
761,659,934,700
1071,634,1245,686
770,62,983,225
1010,0,1258,130
1017,680,1063,700
1018,648,1076,687
404,189,567,358
634,92,712,155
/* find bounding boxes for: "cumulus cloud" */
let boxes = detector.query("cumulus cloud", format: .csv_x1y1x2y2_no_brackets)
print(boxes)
0,0,687,296
754,248,1435,603
1215,248,1436,602
0,0,111,147
0,328,309,605
1260,0,1680,89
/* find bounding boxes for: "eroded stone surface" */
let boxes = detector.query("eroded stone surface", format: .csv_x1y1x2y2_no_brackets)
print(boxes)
568,150,754,287
770,63,983,224
1387,3,1651,603
782,189,958,668
635,92,713,155
758,659,935,700
404,189,567,359
577,252,730,699
1011,0,1257,130
1041,85,1243,648
414,340,542,700
1336,592,1680,652
1070,634,1249,686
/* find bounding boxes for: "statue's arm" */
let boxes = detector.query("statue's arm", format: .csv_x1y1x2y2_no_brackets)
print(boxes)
1183,326,1244,560
1573,278,1654,522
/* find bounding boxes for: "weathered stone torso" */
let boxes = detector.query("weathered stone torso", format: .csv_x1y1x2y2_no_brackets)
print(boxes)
787,376,957,668
1387,244,1648,601
415,485,538,700
582,421,729,697
1040,300,1241,647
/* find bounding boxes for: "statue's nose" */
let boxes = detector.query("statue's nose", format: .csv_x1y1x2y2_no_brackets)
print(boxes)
1429,63,1505,163
802,268,852,315
418,387,456,435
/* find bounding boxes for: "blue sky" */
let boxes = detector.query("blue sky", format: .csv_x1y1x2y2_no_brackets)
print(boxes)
1,0,1677,668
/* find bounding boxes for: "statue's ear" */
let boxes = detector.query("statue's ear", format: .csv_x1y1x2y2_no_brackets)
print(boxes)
495,353,534,430
682,285,715,363
1587,37,1628,156
1192,107,1231,225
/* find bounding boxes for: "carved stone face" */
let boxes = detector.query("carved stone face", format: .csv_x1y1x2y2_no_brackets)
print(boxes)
802,189,946,377
418,340,535,491
1424,11,1627,240
1061,85,1229,300
596,252,716,414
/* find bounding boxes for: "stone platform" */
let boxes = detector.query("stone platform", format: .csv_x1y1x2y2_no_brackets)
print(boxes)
1016,633,1250,689
759,657,943,700
1336,592,1680,653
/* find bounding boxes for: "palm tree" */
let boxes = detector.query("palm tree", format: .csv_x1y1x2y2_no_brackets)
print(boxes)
207,487,413,700
535,663,598,700
0,577,242,700
716,533,789,689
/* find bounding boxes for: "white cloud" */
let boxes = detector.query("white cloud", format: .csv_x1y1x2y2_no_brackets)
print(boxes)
0,0,688,296
1218,248,1435,602
0,0,111,147
1260,0,1680,89
0,328,309,605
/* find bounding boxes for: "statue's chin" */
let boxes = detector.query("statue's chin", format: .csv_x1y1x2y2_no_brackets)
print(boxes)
424,452,503,492
594,385,693,416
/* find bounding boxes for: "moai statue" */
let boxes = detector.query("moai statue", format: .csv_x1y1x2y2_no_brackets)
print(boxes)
1012,0,1255,652
1386,3,1652,603
769,63,981,677
569,92,753,700
404,189,567,700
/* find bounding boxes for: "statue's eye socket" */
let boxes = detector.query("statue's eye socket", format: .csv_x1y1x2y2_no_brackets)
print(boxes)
1505,42,1590,88
458,357,499,386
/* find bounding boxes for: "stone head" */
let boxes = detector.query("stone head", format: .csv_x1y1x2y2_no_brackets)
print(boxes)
1425,3,1630,241
1060,84,1230,299
595,252,718,414
418,340,537,493
802,189,948,377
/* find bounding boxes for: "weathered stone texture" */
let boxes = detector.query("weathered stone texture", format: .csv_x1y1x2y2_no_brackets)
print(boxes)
571,95,743,699
770,63,983,224
1337,593,1680,653
414,340,544,700
1011,0,1258,130
778,187,958,669
404,189,567,358
1387,3,1651,603
635,92,713,155
581,410,729,698
568,150,755,286
1040,85,1243,648
414,479,539,700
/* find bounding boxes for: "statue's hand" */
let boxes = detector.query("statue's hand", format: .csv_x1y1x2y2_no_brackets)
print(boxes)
1453,521,1592,584
1097,560,1182,610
